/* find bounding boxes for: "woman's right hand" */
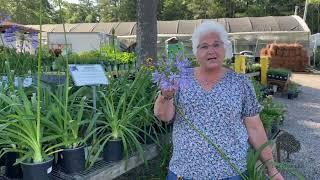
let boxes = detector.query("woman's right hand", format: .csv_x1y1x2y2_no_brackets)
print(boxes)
154,88,177,122
160,88,176,101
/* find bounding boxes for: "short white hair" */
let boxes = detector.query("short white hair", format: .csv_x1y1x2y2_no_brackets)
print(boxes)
191,21,233,59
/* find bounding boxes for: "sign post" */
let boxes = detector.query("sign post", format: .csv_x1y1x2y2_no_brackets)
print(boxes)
69,64,109,140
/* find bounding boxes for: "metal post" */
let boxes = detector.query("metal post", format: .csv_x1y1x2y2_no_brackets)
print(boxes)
294,6,299,15
92,86,97,114
303,0,309,21
92,85,97,141
233,39,237,54
254,39,259,57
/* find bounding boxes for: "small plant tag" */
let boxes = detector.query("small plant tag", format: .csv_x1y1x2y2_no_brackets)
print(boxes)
47,166,52,174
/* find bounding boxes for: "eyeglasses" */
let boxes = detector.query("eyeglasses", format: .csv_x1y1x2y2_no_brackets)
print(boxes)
197,41,224,51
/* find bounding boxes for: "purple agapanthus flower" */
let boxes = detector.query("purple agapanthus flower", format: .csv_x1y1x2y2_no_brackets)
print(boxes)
152,71,161,82
29,32,39,49
4,24,19,43
152,53,191,90
175,57,190,73
3,21,39,49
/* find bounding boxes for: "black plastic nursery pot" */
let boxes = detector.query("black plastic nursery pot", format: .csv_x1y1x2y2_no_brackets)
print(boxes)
103,139,123,162
60,146,86,174
0,154,5,166
21,156,53,180
5,152,22,179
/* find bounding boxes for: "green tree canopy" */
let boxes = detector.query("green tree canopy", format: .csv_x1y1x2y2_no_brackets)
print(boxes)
0,0,54,24
309,0,320,4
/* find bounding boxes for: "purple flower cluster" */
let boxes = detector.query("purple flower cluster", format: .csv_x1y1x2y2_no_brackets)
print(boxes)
4,24,18,43
152,54,191,90
28,32,39,49
1,15,39,49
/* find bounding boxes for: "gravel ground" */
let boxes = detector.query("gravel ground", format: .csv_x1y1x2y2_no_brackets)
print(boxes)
274,73,320,180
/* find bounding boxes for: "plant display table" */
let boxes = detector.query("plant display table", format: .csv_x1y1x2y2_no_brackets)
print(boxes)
268,79,289,94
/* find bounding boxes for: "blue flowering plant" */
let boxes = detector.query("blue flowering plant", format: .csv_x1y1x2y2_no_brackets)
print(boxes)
1,19,39,51
151,54,191,92
0,17,39,76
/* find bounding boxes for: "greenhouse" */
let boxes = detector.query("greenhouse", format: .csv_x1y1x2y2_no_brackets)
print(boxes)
26,15,311,56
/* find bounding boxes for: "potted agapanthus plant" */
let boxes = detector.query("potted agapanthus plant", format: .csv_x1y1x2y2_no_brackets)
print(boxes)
40,0,99,174
43,86,99,174
0,84,23,179
89,70,151,165
0,89,62,180
129,66,162,144
287,82,300,99
0,3,63,179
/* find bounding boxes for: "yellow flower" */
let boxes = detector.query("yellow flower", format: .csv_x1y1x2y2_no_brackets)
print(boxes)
146,58,153,64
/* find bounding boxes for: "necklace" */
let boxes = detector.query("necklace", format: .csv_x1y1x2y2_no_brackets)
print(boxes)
195,68,225,88
198,78,214,86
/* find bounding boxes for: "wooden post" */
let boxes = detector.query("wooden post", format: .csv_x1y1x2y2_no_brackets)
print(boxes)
234,55,246,73
260,56,269,85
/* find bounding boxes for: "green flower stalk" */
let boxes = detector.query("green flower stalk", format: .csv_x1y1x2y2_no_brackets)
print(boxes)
35,0,43,163
58,0,70,139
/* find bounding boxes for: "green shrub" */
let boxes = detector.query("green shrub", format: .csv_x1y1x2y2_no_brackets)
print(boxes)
267,68,292,78
247,63,261,73
288,81,301,94
260,96,285,131
0,46,57,75
0,47,37,75
54,45,137,70
100,45,136,64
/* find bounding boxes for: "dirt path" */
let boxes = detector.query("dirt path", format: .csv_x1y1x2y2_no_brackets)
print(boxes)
274,73,320,180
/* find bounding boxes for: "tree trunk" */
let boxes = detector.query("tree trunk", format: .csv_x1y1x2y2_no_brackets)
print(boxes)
136,0,158,67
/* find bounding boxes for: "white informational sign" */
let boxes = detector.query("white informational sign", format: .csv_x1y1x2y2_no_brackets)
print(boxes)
69,64,109,86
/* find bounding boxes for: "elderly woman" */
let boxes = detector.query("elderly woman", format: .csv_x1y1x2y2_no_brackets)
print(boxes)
154,21,284,180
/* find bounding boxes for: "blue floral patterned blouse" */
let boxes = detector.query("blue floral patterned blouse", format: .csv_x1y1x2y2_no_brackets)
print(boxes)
169,68,262,179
